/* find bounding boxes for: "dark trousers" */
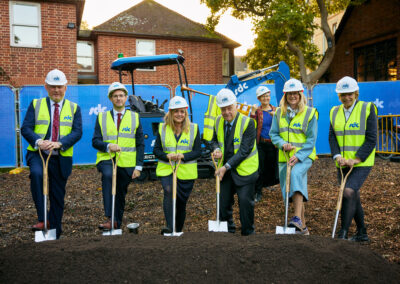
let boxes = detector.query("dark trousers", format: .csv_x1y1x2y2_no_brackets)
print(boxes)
27,152,67,239
97,160,132,228
160,175,194,232
220,171,255,235
256,141,279,194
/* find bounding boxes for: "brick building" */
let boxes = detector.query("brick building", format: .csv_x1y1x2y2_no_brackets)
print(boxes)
323,0,399,82
0,0,239,89
0,0,84,86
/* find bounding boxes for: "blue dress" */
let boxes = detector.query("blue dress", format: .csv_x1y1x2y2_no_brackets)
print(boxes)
269,110,318,202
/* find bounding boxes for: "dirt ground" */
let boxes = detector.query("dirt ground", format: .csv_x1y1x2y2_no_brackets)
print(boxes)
0,157,399,282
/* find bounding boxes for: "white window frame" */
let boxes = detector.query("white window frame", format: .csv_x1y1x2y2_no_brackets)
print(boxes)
222,48,230,76
77,41,95,72
9,1,42,48
136,39,156,71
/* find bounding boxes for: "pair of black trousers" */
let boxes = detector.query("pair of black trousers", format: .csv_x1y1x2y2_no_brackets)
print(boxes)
160,175,194,232
97,160,132,228
220,170,255,235
27,152,67,239
255,141,279,194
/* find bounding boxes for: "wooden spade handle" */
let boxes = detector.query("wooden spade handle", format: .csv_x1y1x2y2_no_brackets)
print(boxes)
109,151,121,196
38,148,52,196
336,166,354,211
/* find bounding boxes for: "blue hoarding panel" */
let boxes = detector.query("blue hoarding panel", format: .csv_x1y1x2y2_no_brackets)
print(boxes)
312,81,400,154
0,86,17,167
20,85,171,166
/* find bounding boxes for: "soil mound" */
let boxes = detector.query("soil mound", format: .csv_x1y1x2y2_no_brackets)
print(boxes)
1,232,399,283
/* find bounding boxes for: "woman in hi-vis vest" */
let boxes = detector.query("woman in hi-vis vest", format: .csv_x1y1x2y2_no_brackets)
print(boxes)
270,79,318,236
329,76,377,242
153,96,201,234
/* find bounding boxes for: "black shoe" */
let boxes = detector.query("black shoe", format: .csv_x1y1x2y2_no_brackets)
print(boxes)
254,192,262,202
350,227,369,242
337,229,348,240
161,227,172,235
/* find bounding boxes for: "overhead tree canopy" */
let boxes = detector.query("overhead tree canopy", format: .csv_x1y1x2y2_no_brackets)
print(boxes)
202,0,365,88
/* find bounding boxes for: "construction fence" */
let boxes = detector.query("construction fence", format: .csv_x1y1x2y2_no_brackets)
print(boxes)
1,80,399,168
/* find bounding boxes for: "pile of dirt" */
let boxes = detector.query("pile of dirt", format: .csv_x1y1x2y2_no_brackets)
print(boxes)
0,157,399,282
1,233,399,283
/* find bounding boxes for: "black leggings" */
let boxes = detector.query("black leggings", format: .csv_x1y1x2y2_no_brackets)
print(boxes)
341,188,365,231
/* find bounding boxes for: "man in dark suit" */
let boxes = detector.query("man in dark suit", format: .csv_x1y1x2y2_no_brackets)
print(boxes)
92,82,144,230
210,89,259,235
21,69,82,239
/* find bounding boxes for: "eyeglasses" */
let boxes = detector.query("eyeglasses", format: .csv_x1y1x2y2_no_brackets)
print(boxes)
286,92,300,97
111,94,126,99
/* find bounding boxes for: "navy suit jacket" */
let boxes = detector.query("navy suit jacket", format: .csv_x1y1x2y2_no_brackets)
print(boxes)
21,96,83,179
92,110,144,176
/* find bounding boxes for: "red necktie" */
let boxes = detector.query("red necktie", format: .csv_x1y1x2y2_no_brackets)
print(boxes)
52,103,59,141
117,113,122,130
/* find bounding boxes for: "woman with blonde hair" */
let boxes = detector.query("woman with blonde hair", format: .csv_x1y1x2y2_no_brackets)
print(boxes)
153,96,201,234
270,78,318,235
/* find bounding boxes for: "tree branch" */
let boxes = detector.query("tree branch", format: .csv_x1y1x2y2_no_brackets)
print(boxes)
232,0,266,17
286,35,308,83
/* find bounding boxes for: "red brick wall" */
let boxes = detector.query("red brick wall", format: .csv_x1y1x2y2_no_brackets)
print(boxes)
0,1,77,87
327,0,400,82
97,35,223,93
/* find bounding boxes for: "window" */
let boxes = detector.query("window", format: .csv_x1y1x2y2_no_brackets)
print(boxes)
9,1,41,48
222,48,230,76
136,39,155,71
77,41,94,72
354,38,397,81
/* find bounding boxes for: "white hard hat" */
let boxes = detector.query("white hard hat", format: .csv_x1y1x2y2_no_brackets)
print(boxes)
45,69,67,85
283,78,304,93
169,96,188,110
256,86,271,97
108,82,128,98
216,88,237,108
336,76,359,93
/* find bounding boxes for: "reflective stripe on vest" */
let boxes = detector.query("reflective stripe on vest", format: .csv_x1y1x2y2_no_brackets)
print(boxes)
95,110,138,167
156,123,198,180
276,106,317,162
27,98,77,157
330,101,376,167
203,96,221,141
215,113,258,176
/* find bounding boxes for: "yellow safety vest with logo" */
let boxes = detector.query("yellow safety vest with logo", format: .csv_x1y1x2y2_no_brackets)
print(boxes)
203,95,221,141
215,113,258,176
156,123,198,180
96,110,139,167
276,106,318,163
27,98,77,157
330,101,377,167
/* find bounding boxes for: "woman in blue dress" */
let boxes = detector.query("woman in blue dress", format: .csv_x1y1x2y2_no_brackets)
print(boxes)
270,79,318,235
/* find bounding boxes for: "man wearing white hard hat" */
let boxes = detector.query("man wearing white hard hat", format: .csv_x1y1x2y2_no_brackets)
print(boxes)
210,88,258,236
92,82,144,231
154,96,201,234
21,69,82,239
250,86,279,202
270,78,318,235
329,76,377,242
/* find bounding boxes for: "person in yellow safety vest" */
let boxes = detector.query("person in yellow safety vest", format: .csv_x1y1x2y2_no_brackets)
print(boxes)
329,76,377,242
203,95,221,143
153,96,201,234
21,69,82,239
210,88,259,236
270,78,318,236
92,82,145,231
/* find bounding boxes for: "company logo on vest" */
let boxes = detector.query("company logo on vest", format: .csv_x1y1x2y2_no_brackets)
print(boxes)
349,122,359,128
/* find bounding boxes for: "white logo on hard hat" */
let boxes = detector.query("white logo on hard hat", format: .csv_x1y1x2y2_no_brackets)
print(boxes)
222,97,228,103
289,83,295,88
54,76,60,81
342,83,349,89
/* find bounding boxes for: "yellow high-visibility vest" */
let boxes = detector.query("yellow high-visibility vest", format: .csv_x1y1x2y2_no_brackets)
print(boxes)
96,110,139,167
276,106,318,162
215,113,258,176
27,98,77,157
203,95,221,141
156,123,198,180
330,101,377,167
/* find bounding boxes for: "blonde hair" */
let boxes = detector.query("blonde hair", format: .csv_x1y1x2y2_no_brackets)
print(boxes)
163,108,190,133
279,91,307,115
